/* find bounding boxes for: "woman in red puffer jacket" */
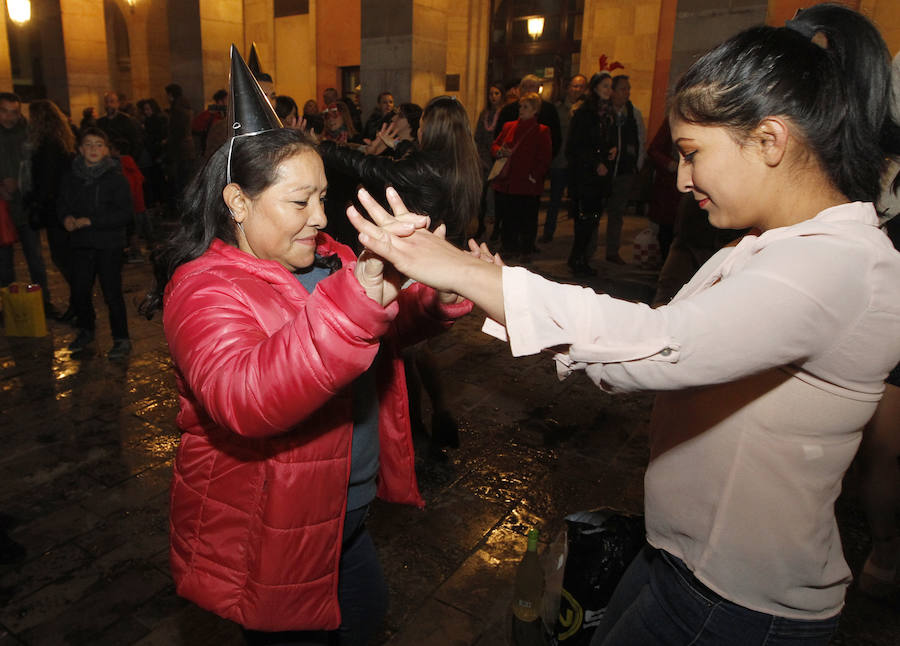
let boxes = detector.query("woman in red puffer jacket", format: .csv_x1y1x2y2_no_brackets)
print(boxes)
491,92,552,262
141,128,472,644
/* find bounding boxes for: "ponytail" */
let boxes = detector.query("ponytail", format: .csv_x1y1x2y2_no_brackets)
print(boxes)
670,3,896,203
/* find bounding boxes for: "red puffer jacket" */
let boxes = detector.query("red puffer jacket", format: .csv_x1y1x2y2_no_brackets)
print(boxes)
163,236,472,632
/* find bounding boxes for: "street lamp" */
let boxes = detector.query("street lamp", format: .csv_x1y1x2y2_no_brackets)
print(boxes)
7,0,31,25
527,16,544,40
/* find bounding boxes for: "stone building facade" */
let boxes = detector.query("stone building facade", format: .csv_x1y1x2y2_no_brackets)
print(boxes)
0,0,897,137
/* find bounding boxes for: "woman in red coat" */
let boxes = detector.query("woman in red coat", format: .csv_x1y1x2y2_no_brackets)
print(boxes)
491,92,552,262
142,127,472,644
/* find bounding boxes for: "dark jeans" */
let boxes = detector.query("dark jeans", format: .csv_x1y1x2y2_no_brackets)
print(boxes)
71,246,129,339
590,545,840,646
497,192,539,255
0,220,49,301
243,505,388,646
569,181,605,266
544,166,570,240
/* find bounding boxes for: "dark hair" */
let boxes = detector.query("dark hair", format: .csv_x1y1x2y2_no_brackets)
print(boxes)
0,92,21,104
419,96,482,243
137,98,162,115
396,102,423,139
165,83,183,99
79,126,110,146
212,89,228,103
670,4,899,203
274,95,298,122
141,128,317,317
583,72,611,113
611,75,630,90
255,73,273,84
487,82,504,107
110,137,131,156
377,91,393,104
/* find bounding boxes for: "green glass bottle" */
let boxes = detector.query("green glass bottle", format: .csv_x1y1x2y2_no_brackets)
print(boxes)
511,529,547,645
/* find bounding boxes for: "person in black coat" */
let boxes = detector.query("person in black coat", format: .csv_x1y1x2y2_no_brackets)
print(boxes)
24,100,75,319
58,127,134,358
319,97,480,249
565,73,616,275
318,97,483,452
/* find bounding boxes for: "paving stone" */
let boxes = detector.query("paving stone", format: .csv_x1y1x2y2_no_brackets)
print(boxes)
16,563,169,644
1,215,898,645
386,598,482,646
0,543,91,604
432,524,524,621
130,604,243,646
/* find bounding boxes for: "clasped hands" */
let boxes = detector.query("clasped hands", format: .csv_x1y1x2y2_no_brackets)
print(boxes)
350,187,502,308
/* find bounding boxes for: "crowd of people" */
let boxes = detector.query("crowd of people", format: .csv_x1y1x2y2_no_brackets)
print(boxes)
2,7,900,643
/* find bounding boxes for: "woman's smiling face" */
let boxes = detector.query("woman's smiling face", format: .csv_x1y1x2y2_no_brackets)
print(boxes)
672,118,769,231
232,150,328,271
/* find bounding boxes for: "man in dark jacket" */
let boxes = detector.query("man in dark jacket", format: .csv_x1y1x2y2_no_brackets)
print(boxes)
97,91,144,162
0,92,51,312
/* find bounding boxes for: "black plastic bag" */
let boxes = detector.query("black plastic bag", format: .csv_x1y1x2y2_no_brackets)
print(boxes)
552,509,645,645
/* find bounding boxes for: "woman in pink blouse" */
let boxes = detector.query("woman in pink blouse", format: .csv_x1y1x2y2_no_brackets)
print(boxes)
348,4,900,645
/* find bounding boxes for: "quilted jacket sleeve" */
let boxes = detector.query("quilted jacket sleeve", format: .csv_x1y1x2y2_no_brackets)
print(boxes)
164,263,399,438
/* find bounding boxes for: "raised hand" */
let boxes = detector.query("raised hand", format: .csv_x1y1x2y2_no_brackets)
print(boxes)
348,188,507,323
352,188,430,307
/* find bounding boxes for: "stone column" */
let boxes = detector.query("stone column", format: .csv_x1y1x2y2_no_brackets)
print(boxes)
33,0,69,111
167,0,203,113
144,0,172,107
243,0,275,71
199,0,244,111
450,0,489,129
581,0,663,132
274,1,317,105
410,0,448,105
0,8,15,92
60,0,110,122
316,0,360,106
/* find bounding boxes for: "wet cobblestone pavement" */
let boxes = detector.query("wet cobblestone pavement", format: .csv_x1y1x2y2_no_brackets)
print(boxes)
1,214,898,645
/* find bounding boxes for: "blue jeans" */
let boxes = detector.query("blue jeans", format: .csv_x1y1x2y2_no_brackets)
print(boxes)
590,546,840,646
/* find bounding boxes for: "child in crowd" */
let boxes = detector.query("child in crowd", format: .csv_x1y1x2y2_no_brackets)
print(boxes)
58,127,134,359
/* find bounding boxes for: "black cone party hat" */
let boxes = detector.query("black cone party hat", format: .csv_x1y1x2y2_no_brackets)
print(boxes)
226,44,282,141
225,44,282,182
247,41,263,77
